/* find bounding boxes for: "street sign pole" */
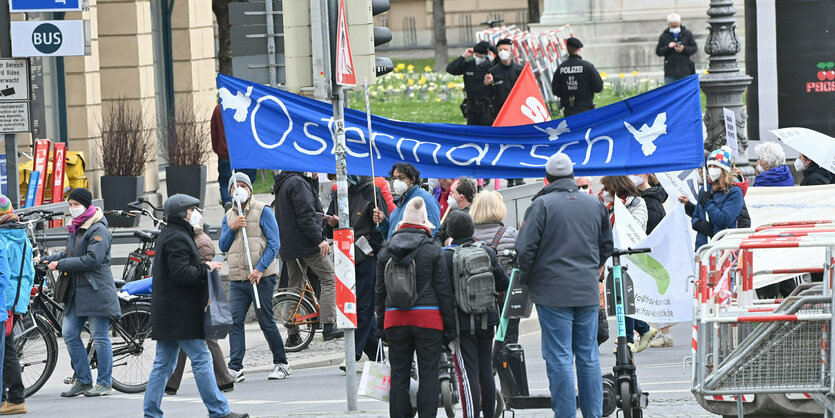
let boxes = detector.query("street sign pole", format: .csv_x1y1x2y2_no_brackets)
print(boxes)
264,0,278,87
0,0,20,208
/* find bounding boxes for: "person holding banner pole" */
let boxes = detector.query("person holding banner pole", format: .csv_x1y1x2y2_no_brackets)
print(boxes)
220,173,291,382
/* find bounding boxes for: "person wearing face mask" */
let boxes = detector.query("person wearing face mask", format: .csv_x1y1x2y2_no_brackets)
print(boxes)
753,141,794,187
434,176,476,245
220,173,291,382
447,40,495,126
552,37,604,117
144,194,248,418
38,188,120,398
164,208,236,396
656,13,697,84
323,175,386,372
691,149,744,251
373,163,441,240
485,38,525,187
795,153,833,186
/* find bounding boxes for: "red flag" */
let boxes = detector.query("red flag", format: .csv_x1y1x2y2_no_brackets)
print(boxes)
492,62,551,127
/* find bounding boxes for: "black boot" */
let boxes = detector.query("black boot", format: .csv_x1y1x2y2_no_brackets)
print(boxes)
322,323,344,341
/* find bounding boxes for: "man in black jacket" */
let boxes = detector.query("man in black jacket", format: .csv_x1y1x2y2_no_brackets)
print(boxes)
273,171,342,341
552,37,603,117
324,175,385,370
447,41,495,126
485,38,525,187
144,194,247,418
655,13,698,84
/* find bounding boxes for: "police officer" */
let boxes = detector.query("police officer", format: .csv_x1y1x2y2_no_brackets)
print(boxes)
552,37,603,117
447,41,495,126
485,38,525,187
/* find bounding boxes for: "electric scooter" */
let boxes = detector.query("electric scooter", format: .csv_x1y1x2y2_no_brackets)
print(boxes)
494,250,617,417
609,248,651,418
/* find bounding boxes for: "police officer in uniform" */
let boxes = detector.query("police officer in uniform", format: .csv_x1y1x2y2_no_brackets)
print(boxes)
552,37,603,117
447,41,495,126
485,38,525,187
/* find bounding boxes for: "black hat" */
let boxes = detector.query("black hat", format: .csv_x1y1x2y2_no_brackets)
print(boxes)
496,38,513,47
68,188,92,208
473,41,490,54
446,210,475,240
566,37,583,48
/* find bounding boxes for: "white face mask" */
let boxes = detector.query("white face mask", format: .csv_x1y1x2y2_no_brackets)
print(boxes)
392,179,408,196
708,167,723,182
498,50,512,61
756,162,766,174
794,158,807,171
69,206,86,219
628,175,644,187
447,195,459,210
669,27,681,34
189,209,203,228
233,187,250,204
474,56,486,65
601,190,614,204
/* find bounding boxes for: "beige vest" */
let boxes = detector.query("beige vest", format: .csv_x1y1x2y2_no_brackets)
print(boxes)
225,199,278,281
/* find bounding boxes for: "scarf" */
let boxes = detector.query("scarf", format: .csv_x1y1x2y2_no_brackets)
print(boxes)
398,223,432,236
68,205,97,235
0,214,18,224
605,195,634,226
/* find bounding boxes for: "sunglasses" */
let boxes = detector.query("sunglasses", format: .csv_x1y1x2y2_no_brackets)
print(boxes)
578,185,590,190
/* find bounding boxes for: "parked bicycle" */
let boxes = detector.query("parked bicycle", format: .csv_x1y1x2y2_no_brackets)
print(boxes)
120,198,166,282
17,210,61,290
15,262,154,397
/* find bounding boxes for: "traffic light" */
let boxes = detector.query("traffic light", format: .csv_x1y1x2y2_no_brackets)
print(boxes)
347,0,391,85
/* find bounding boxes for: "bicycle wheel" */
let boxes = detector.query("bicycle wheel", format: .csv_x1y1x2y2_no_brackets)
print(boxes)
110,302,155,393
273,293,316,352
122,260,139,282
440,379,455,418
18,314,59,398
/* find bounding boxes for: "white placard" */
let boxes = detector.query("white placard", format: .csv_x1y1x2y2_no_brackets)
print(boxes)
0,102,31,133
656,169,701,205
11,20,87,57
0,59,29,101
723,107,738,158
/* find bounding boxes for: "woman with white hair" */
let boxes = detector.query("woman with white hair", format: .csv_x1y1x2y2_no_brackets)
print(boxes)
753,141,794,187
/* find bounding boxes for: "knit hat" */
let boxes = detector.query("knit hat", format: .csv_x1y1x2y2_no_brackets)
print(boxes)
707,148,733,172
398,198,434,230
473,41,490,54
545,153,574,178
446,210,474,240
228,172,253,192
164,194,200,220
0,195,12,215
68,188,93,208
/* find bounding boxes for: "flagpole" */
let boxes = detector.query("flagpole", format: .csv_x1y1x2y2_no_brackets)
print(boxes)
364,78,379,220
230,169,261,311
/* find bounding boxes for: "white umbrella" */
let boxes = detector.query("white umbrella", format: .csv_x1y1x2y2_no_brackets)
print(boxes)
771,127,835,175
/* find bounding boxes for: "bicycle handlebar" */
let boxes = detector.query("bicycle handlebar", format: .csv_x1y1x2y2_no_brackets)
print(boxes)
19,210,60,221
612,247,652,256
137,197,163,213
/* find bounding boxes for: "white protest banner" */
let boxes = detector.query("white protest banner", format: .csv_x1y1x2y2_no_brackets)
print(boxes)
613,202,695,323
656,169,701,204
746,185,835,288
723,107,738,158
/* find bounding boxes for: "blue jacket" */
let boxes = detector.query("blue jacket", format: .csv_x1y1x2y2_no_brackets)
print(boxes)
379,186,442,239
753,165,795,187
0,225,34,314
692,186,744,250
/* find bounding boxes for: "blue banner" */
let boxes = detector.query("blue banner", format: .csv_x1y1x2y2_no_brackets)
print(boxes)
216,74,705,178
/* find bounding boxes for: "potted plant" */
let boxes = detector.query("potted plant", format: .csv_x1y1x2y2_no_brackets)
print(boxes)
161,104,211,205
99,98,154,228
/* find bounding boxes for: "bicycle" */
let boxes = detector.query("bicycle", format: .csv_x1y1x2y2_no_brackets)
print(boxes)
17,210,62,290
609,247,651,418
120,198,166,282
272,277,320,352
16,263,155,397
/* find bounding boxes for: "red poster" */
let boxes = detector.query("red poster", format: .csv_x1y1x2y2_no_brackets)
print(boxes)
32,139,51,206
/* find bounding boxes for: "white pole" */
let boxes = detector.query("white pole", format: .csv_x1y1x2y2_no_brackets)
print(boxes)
363,78,379,218
231,170,261,310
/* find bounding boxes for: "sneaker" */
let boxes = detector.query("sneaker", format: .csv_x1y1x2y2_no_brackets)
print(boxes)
339,360,346,373
83,385,112,397
612,343,636,354
60,382,92,398
218,382,235,393
229,368,246,383
222,413,249,418
649,334,674,348
268,363,292,380
633,327,658,353
0,401,27,415
63,376,75,385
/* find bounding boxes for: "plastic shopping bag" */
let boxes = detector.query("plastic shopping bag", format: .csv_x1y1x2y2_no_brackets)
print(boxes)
359,340,391,402
203,269,233,339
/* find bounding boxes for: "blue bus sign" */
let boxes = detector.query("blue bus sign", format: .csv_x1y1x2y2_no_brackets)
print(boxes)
9,0,83,13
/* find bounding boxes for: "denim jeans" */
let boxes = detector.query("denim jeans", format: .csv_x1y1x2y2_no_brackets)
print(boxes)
143,339,231,418
625,318,650,344
217,158,257,206
63,304,112,386
537,304,602,418
228,275,287,371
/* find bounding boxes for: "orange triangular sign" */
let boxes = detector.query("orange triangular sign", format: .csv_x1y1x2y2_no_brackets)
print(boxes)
492,62,551,127
336,0,356,86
